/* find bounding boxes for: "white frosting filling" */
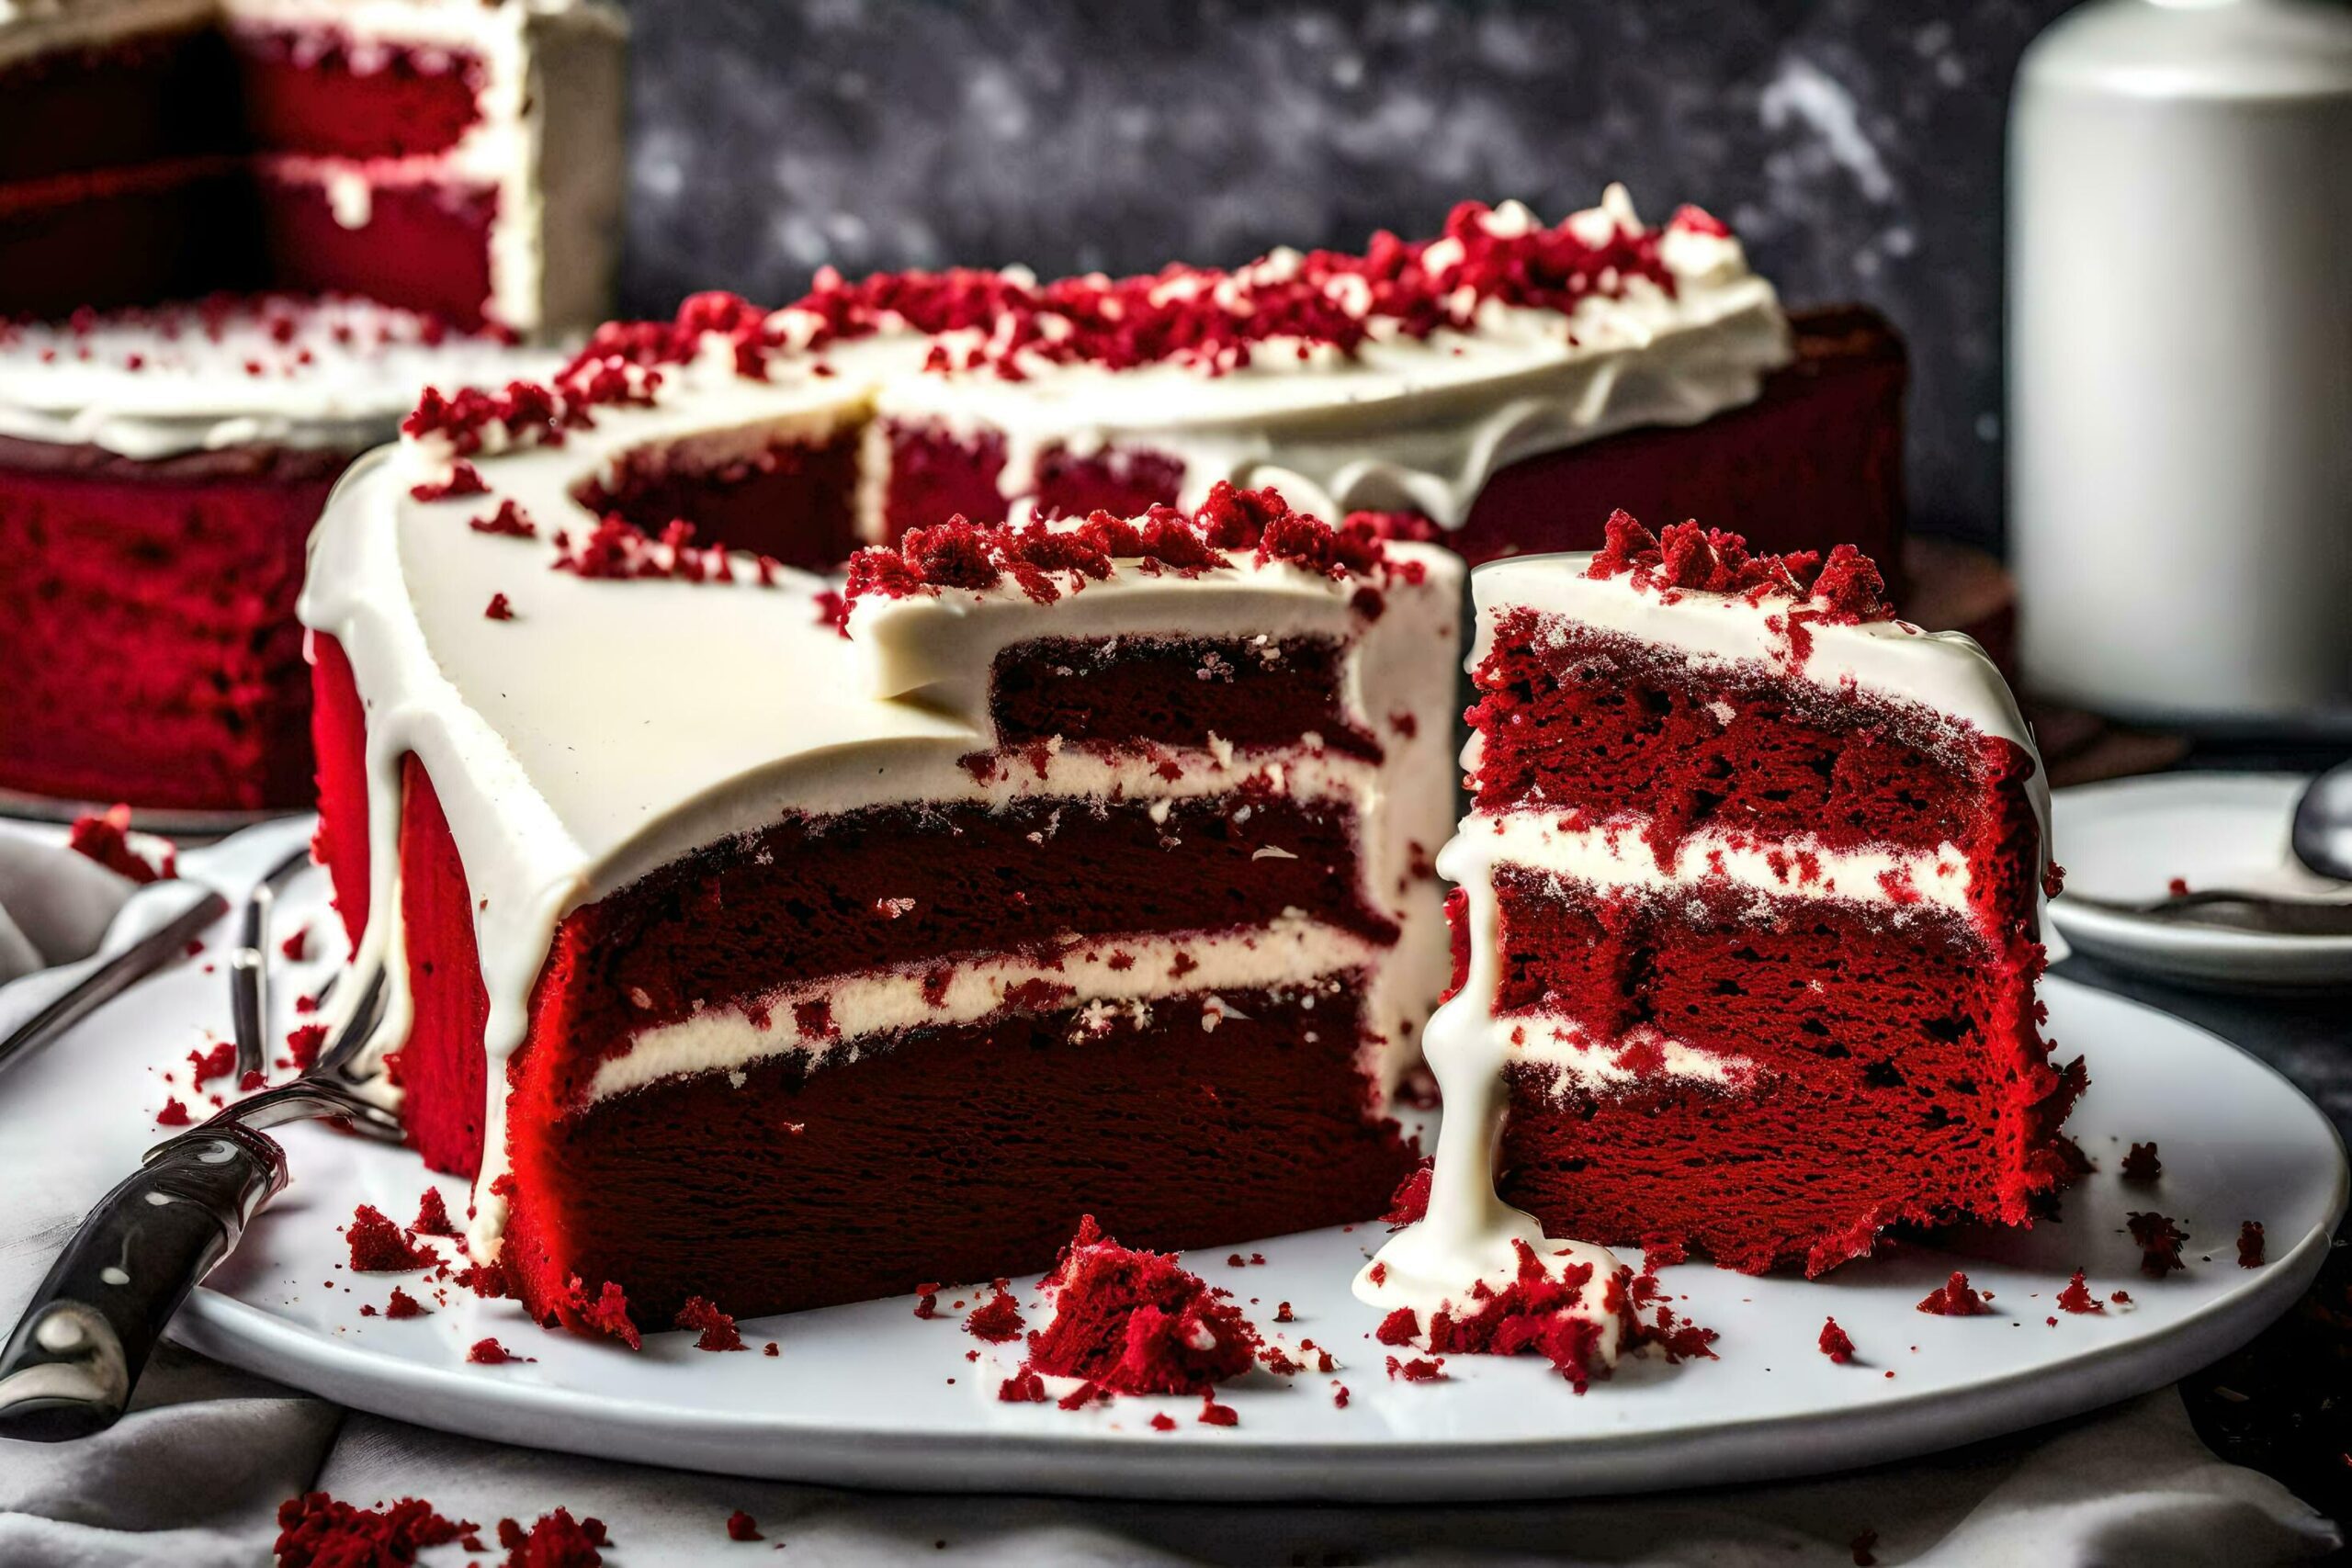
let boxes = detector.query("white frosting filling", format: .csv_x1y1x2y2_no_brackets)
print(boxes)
585,917,1388,1105
1451,810,1977,919
1359,551,2052,1324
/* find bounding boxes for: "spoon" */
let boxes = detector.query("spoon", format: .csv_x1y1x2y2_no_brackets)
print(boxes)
2290,757,2352,881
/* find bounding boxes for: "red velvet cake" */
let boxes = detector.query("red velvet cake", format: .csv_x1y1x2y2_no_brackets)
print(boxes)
1363,515,2075,1325
301,448,1462,1325
387,186,1901,581
0,0,624,812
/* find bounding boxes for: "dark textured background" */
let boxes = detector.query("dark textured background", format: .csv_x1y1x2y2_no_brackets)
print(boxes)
612,0,2080,553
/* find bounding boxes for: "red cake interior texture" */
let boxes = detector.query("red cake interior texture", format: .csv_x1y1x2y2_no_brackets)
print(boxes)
310,603,1419,1325
0,22,499,322
0,436,336,808
1461,545,2075,1276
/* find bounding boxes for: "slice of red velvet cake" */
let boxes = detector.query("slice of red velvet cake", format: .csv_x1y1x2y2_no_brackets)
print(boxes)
1365,515,2076,1317
301,458,1461,1329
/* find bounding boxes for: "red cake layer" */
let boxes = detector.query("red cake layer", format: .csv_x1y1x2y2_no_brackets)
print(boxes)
989,636,1375,758
389,755,492,1180
496,978,1413,1325
1453,309,1908,592
1490,877,2076,1276
0,163,263,320
254,173,499,331
1467,615,2001,861
571,431,865,570
0,26,238,186
308,631,373,946
0,434,343,809
876,421,1188,544
521,787,1387,1110
230,28,486,159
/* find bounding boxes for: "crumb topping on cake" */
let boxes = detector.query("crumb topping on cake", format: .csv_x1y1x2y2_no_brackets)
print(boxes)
842,482,1412,615
1585,511,1892,624
393,196,1745,454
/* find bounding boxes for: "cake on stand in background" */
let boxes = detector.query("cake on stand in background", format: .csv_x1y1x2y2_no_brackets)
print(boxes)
0,0,626,818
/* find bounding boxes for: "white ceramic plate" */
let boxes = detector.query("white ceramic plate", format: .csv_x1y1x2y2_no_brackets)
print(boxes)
3,850,2343,1503
2050,773,2352,992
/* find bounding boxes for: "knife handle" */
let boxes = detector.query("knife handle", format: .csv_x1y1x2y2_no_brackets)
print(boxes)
0,1122,285,1440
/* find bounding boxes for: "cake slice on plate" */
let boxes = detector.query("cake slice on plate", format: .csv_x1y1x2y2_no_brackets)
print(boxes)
1367,514,2076,1315
304,464,1460,1328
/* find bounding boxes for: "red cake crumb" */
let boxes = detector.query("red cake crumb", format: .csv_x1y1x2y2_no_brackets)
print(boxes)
913,1283,942,1319
383,1288,429,1320
1818,1318,1858,1364
2121,1143,2163,1184
1383,1161,1433,1228
1385,1356,1446,1382
470,499,538,538
187,1041,236,1086
409,458,489,502
674,1296,749,1351
494,1508,608,1568
2239,1222,2267,1269
346,1204,436,1272
997,1370,1049,1403
1916,1272,1992,1317
1018,1216,1261,1397
467,1337,525,1364
726,1510,762,1541
1198,1397,1239,1427
763,1342,780,1357
456,1261,510,1300
566,1278,642,1349
1585,513,1891,629
413,1188,460,1238
154,1098,192,1128
2168,877,2190,897
964,1288,1025,1344
274,1492,472,1567
1274,1302,1294,1323
279,923,311,962
1333,1385,1351,1407
2128,1213,2190,1278
485,593,516,622
1375,1307,1419,1346
2056,1270,2104,1314
1149,1412,1178,1432
68,805,174,883
2110,1290,2133,1305
287,1022,329,1069
1850,1529,1880,1566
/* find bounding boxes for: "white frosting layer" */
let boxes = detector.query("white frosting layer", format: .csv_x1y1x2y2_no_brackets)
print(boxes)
300,446,1463,1260
1454,810,1977,919
0,299,558,457
1359,549,2052,1320
586,918,1386,1106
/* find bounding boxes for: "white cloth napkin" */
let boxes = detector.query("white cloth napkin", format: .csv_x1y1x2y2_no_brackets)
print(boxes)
0,820,2335,1567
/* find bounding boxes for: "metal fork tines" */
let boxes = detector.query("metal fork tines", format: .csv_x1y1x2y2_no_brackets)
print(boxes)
202,965,402,1145
228,844,317,1084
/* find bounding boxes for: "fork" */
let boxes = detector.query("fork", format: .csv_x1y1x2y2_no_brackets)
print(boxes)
0,955,400,1440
